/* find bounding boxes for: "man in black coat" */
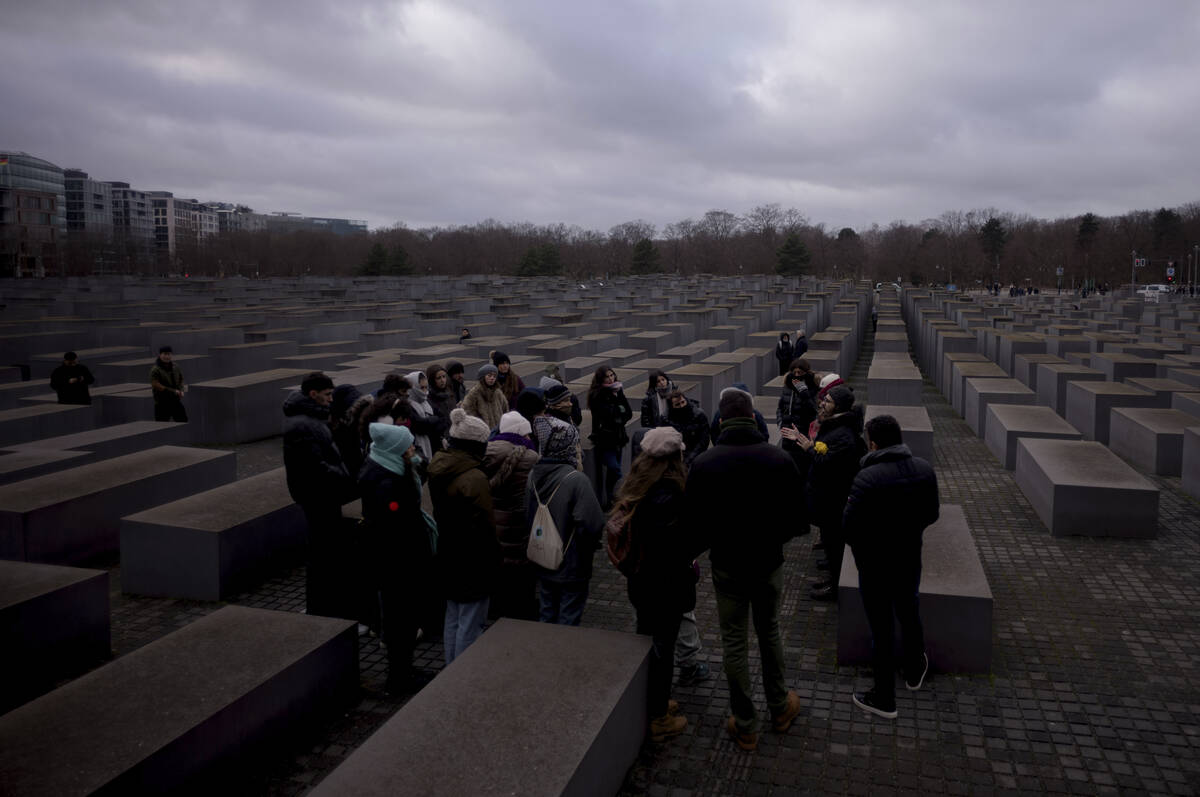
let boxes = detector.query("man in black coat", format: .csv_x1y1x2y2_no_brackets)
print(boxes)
843,414,940,720
685,390,805,752
49,351,94,405
283,371,356,618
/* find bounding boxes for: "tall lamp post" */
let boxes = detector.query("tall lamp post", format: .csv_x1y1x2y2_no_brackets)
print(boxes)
1193,244,1199,297
1131,249,1137,293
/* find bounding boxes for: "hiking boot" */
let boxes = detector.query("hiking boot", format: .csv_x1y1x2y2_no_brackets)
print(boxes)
772,690,803,732
905,652,929,691
649,712,688,742
726,715,758,752
852,690,897,719
677,661,711,686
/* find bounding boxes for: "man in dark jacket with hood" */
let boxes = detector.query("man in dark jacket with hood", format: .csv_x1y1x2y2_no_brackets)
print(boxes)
844,414,939,720
429,407,500,663
150,346,187,422
283,371,356,617
685,390,805,752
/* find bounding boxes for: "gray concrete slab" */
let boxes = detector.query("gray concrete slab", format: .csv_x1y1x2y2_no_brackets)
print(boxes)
0,446,237,564
1108,407,1199,476
1183,426,1200,500
1090,352,1159,383
1014,438,1158,537
867,361,923,406
984,404,1083,470
0,403,96,447
1064,380,1158,444
1122,377,1194,408
121,467,305,600
0,606,357,795
188,368,311,444
1036,363,1107,417
863,404,934,463
949,361,1008,417
311,618,651,797
964,377,1036,437
0,560,109,712
838,505,991,673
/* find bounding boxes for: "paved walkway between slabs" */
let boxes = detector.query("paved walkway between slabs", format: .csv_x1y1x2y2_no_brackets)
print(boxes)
93,327,1200,795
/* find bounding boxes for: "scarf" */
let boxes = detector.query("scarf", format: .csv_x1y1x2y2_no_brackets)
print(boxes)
719,417,759,434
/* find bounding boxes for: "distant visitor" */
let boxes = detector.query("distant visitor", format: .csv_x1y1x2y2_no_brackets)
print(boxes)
50,350,94,405
149,346,187,422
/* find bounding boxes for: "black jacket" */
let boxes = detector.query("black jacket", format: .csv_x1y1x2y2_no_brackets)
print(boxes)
843,444,940,571
358,458,434,582
686,424,806,579
50,363,94,405
640,383,674,428
666,401,711,466
588,387,632,449
282,391,354,507
806,409,867,530
625,480,697,616
775,339,794,369
776,377,817,432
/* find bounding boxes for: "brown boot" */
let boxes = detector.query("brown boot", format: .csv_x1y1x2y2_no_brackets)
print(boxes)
726,715,758,752
772,690,803,732
667,699,680,715
649,712,688,743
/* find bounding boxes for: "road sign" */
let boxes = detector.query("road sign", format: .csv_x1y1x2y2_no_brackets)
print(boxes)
1135,258,1148,268
1167,267,1176,276
1055,267,1064,276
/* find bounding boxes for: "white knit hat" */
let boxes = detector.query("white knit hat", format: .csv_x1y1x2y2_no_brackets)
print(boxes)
449,408,490,443
641,426,685,457
498,410,532,437
819,373,841,389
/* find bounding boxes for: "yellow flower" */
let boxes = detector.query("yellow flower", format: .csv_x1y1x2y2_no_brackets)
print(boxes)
813,441,828,455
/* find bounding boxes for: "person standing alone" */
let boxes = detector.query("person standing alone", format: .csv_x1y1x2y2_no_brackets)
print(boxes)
150,346,187,422
50,351,94,405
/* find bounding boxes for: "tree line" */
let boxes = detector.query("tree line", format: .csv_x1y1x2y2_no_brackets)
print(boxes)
58,201,1200,288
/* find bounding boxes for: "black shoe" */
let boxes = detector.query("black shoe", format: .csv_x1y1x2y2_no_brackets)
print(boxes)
677,661,711,686
905,652,929,691
809,584,836,601
852,690,897,719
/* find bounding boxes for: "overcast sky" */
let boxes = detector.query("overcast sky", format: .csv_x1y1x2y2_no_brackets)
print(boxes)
3,1,1198,233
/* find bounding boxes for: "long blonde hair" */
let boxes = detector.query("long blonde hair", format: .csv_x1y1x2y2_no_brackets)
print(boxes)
614,450,686,511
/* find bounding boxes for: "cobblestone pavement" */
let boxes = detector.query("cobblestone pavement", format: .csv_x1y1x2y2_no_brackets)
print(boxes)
84,327,1200,795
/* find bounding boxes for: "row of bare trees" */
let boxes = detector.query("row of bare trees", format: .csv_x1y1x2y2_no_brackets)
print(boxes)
56,201,1200,288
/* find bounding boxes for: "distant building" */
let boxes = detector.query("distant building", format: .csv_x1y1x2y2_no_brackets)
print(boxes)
108,182,155,256
149,191,219,256
208,202,267,234
64,169,113,240
0,150,66,277
264,211,367,236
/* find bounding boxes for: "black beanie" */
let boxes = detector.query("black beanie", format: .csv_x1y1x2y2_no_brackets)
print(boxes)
491,350,510,366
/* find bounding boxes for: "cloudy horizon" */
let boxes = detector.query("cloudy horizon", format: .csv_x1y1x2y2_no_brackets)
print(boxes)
3,0,1198,233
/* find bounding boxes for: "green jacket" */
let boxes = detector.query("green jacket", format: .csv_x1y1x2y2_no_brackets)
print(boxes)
150,360,185,403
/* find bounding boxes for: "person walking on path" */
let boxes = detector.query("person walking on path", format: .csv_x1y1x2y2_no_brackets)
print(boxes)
481,411,541,621
684,389,804,752
612,426,697,743
358,422,436,693
50,351,94,405
793,384,866,602
844,414,940,719
462,363,509,431
283,372,357,618
526,417,605,625
774,332,794,376
150,346,187,422
587,365,633,510
428,408,499,664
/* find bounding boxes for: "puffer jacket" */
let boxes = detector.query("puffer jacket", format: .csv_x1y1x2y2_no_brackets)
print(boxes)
481,436,540,566
282,391,353,506
776,377,817,433
588,386,633,449
428,442,500,602
843,444,940,570
806,408,867,530
358,457,433,581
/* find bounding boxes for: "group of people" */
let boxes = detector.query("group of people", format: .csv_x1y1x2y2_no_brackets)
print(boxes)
276,335,940,744
49,345,191,423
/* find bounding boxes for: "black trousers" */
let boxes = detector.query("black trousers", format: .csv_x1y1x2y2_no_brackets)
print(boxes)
302,503,350,619
821,522,846,590
154,396,188,422
636,607,683,718
857,547,925,706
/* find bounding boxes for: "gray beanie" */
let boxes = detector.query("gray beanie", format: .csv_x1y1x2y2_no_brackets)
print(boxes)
477,363,499,381
828,385,855,413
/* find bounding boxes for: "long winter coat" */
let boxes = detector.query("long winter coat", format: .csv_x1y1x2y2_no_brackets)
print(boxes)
624,479,697,617
358,457,433,582
665,401,711,466
806,409,868,530
525,461,605,584
775,337,794,375
428,443,500,602
481,435,540,566
640,383,674,428
843,444,940,571
684,423,806,580
461,380,509,431
588,386,633,449
282,391,354,507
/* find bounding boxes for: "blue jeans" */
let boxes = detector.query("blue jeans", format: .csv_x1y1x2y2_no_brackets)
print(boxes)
444,597,490,665
537,579,588,626
593,447,622,508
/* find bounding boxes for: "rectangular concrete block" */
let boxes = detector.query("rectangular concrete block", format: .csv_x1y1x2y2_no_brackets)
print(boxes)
0,446,237,564
950,362,1007,417
1036,363,1106,417
1014,438,1159,537
1064,381,1157,445
188,368,311,444
984,404,1082,470
312,619,652,797
1108,408,1198,476
0,606,357,795
120,468,306,600
0,404,96,447
0,560,110,712
838,505,992,673
1183,426,1200,500
963,377,1035,437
